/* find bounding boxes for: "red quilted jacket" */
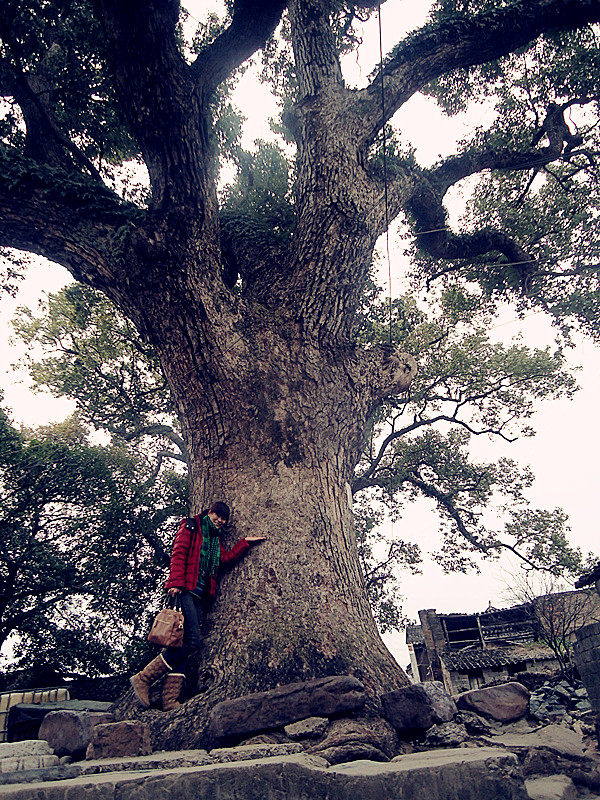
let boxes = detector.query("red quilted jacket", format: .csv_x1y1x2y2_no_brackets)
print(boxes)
164,514,250,599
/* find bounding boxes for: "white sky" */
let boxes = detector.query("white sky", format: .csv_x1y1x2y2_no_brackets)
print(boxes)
1,0,599,671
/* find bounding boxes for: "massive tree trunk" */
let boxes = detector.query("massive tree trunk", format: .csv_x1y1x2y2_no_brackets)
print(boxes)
128,274,416,746
134,228,417,683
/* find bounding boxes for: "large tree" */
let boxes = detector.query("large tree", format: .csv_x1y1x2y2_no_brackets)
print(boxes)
2,0,600,743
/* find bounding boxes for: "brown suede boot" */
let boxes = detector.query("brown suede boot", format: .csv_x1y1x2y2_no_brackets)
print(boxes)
162,672,185,712
130,654,170,708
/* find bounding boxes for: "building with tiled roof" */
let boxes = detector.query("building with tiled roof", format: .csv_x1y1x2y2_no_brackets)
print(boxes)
406,590,600,693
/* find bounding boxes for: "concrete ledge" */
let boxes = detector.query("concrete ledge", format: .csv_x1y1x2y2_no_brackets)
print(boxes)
0,748,528,800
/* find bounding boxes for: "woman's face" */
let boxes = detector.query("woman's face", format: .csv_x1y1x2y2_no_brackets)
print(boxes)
208,510,227,528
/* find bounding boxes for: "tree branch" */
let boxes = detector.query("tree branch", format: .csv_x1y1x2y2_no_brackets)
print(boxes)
116,424,187,458
191,0,287,94
0,147,140,288
353,0,600,144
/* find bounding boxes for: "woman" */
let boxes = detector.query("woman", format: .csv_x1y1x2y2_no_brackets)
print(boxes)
131,501,265,711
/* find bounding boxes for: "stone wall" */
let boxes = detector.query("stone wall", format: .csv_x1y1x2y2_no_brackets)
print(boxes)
573,622,600,715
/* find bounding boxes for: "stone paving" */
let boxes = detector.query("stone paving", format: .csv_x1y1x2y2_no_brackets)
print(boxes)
0,746,528,800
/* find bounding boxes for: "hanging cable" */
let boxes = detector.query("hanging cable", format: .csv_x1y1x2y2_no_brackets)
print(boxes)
378,3,393,345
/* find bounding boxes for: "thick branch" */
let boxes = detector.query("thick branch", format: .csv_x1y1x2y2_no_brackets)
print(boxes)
191,0,287,93
0,147,138,289
94,0,214,212
406,148,554,276
353,0,600,143
117,424,187,459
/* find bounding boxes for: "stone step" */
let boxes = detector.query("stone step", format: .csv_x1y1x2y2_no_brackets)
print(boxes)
0,756,59,774
0,741,59,774
0,747,528,800
0,741,54,759
525,775,577,800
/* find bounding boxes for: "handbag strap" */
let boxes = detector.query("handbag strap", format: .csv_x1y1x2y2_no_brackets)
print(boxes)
167,593,182,613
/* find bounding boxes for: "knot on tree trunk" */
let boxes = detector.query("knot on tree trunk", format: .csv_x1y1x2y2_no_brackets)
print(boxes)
380,347,418,396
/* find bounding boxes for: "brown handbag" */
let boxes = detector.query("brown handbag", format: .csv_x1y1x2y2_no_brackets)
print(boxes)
147,597,184,648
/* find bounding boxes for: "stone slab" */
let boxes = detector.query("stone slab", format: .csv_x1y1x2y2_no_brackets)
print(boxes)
0,756,59,774
525,775,577,800
0,741,54,759
209,675,366,738
485,724,586,759
0,748,528,800
0,749,214,786
209,743,304,762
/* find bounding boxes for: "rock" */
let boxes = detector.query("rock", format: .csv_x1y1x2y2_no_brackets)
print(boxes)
424,721,469,747
208,675,366,739
528,680,593,723
239,734,283,746
209,742,305,762
485,723,586,759
381,681,457,732
521,748,560,777
568,765,600,793
85,720,152,759
455,682,529,722
456,710,495,736
575,700,592,712
316,741,390,764
524,775,577,800
38,710,115,758
309,717,398,763
284,716,329,740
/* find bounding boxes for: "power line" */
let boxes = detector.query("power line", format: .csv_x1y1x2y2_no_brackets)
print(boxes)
378,3,393,345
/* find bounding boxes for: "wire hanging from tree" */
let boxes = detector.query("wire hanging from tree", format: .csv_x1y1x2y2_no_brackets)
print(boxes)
378,3,393,345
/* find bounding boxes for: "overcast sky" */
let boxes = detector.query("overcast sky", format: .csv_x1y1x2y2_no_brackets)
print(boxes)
1,0,599,670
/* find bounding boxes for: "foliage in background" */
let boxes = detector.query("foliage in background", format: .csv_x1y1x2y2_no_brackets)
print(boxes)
0,403,186,679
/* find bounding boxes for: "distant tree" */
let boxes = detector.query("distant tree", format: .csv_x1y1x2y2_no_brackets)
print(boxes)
12,282,185,480
504,571,600,680
0,405,186,678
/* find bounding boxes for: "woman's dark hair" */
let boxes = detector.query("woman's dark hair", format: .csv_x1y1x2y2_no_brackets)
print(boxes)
209,501,230,521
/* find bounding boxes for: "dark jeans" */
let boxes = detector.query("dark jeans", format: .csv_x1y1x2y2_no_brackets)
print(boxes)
161,591,206,674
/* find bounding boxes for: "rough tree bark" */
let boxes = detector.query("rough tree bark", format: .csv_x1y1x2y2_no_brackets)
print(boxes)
1,0,600,747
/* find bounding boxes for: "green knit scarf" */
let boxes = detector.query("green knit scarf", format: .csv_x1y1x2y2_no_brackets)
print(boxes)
196,514,221,592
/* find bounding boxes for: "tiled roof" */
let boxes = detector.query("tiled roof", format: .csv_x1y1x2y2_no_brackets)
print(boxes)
441,644,555,671
575,562,600,588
